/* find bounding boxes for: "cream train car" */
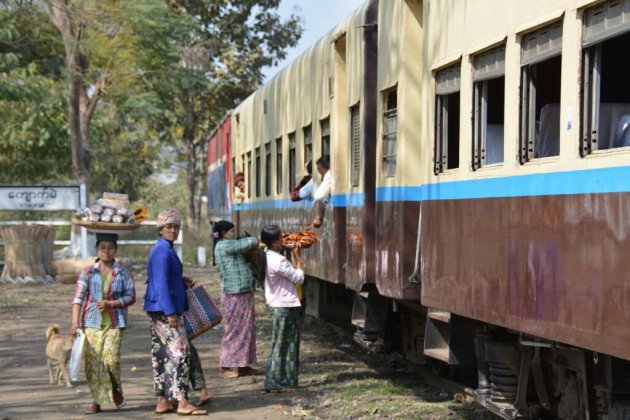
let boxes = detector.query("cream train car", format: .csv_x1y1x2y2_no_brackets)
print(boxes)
416,0,630,418
212,0,630,418
229,0,376,302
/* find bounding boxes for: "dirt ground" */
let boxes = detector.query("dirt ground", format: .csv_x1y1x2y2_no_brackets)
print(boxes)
0,262,494,420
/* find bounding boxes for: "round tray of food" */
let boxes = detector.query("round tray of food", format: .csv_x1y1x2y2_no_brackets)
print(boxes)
71,217,141,233
282,230,319,248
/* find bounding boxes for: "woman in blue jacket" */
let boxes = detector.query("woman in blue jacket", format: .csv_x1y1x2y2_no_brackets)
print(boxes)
144,209,206,416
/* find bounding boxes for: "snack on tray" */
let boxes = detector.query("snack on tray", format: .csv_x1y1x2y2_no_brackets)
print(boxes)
74,192,141,228
281,229,319,248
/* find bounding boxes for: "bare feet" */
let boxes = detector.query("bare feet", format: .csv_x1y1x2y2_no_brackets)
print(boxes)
197,388,213,405
219,367,238,379
155,396,174,414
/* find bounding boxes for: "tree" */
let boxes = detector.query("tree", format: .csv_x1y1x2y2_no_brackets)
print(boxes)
42,0,191,190
162,0,303,227
0,0,71,183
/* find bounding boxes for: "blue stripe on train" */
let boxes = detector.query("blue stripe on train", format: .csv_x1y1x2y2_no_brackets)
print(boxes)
233,165,630,210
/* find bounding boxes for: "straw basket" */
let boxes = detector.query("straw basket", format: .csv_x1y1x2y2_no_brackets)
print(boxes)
71,217,140,234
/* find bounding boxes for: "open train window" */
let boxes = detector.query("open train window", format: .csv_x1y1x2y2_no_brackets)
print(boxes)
289,132,296,190
276,136,283,195
520,22,562,163
265,142,271,196
350,104,361,187
472,46,505,169
255,148,260,197
434,63,460,174
382,89,397,178
321,118,330,158
303,124,312,164
581,0,630,155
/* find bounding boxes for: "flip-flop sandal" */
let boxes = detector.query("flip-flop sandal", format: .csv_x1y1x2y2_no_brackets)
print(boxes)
115,395,126,409
155,406,175,414
219,370,239,379
177,408,207,416
84,404,101,414
197,396,213,406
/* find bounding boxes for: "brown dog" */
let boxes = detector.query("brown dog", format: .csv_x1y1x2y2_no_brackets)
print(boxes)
45,324,74,387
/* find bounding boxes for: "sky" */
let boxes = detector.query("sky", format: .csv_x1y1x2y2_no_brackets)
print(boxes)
262,0,366,82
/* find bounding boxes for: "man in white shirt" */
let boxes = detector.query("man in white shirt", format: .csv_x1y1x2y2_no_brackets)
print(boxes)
312,155,333,228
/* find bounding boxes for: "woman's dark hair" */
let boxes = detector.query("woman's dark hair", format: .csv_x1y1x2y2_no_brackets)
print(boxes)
316,154,330,170
96,233,118,248
306,160,312,175
212,220,235,265
260,225,282,248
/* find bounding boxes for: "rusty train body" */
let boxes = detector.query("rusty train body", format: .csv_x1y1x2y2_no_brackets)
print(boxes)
207,0,630,418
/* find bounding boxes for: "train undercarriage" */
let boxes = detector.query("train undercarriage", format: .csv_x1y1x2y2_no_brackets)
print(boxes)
303,276,630,420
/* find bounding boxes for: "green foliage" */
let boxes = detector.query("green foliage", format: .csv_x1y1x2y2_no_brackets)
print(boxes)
0,3,70,183
0,0,302,228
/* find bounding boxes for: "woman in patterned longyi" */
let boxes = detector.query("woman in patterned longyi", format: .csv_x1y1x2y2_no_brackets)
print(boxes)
260,225,305,392
70,233,135,415
144,209,206,416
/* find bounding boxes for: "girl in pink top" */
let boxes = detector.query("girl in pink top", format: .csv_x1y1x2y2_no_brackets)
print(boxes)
260,225,304,392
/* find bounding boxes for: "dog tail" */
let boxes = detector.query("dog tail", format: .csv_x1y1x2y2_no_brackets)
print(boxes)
46,323,60,341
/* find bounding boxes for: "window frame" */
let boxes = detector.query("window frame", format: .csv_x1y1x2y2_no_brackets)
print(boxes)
382,89,397,178
472,45,506,170
519,21,563,163
434,63,461,175
276,136,283,195
350,104,361,187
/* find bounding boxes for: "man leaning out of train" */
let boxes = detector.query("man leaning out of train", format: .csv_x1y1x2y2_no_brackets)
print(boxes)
312,155,333,228
260,225,305,392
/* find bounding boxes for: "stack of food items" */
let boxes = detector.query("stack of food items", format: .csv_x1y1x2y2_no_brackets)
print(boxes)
281,229,319,248
75,193,136,225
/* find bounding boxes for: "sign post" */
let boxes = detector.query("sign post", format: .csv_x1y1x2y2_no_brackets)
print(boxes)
0,185,87,258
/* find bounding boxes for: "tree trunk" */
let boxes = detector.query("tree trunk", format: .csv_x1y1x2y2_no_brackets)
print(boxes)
45,1,102,189
186,137,199,228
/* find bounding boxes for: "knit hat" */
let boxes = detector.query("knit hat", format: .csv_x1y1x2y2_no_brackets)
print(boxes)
234,172,245,184
156,209,182,229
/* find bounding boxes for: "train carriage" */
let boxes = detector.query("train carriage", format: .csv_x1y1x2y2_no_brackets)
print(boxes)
207,114,232,222
208,0,630,418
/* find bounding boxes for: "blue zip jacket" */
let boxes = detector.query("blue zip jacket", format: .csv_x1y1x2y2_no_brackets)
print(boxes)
144,237,188,316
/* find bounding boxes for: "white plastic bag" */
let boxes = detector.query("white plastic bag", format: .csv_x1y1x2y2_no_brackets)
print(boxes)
69,329,85,381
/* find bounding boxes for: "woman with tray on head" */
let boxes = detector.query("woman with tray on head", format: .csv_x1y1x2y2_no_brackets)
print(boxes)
144,209,207,416
70,233,136,414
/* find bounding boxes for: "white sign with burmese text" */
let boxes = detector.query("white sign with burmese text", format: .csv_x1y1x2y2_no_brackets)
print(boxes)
0,186,80,210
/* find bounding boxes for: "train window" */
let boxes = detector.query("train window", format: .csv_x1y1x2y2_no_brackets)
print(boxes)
434,63,461,174
303,125,312,164
350,104,361,187
472,46,505,169
321,118,330,157
255,148,261,197
581,0,630,154
382,89,397,178
265,142,271,196
289,133,296,190
276,136,283,195
246,152,252,199
519,22,562,163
